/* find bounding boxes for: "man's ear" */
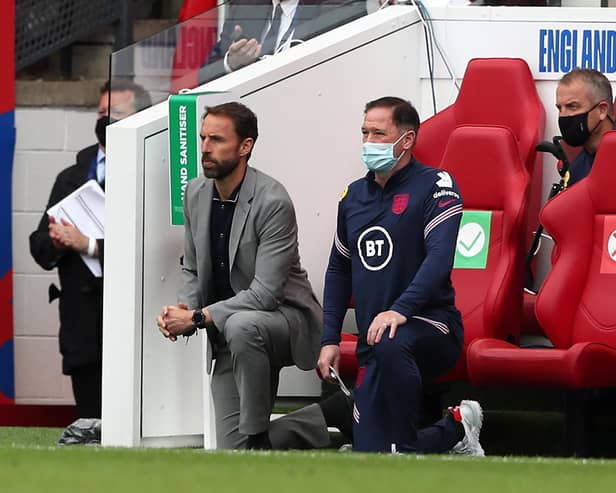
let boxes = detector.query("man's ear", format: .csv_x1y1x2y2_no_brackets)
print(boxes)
599,100,612,122
239,138,254,157
403,130,416,150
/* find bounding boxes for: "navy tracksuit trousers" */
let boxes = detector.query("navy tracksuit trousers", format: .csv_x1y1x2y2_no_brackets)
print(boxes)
353,315,464,453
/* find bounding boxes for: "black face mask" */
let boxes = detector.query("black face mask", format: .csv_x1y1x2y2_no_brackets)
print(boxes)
558,102,601,147
95,116,110,147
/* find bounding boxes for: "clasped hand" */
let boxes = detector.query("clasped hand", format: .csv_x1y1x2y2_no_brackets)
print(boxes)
48,216,88,253
156,303,196,342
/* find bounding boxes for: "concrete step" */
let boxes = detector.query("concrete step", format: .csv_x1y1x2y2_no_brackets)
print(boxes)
16,79,107,107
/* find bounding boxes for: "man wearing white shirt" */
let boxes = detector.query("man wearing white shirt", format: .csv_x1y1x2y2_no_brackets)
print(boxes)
199,0,366,83
29,80,150,420
225,0,300,71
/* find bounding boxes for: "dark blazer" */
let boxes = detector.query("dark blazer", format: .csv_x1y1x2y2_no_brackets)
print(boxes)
179,166,322,371
29,144,105,374
198,0,367,84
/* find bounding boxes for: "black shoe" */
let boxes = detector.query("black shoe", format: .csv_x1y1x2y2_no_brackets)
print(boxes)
246,431,272,450
318,390,354,441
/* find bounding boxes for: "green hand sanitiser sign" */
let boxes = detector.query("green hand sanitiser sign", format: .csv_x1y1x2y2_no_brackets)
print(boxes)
168,94,199,225
168,91,233,225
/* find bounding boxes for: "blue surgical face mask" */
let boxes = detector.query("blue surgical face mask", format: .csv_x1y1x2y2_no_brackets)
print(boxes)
362,131,409,173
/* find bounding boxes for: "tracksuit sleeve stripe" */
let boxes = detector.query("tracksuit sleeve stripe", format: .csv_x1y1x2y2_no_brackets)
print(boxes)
412,315,450,335
335,232,351,259
424,204,463,238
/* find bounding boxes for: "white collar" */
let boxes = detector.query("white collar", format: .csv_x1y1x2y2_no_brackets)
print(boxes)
273,0,300,17
96,147,106,164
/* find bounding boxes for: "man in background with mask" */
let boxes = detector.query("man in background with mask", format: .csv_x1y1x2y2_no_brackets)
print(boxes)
317,96,484,454
556,68,615,187
30,80,150,420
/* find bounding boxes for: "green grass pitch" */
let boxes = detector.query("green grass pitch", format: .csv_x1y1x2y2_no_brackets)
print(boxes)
2,427,616,493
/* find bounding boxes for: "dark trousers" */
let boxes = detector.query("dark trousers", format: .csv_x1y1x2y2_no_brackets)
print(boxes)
70,363,102,419
353,315,463,453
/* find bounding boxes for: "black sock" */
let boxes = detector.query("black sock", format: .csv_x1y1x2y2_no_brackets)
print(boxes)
246,431,272,450
318,390,354,441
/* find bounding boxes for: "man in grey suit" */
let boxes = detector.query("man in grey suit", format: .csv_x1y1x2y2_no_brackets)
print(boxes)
157,101,321,449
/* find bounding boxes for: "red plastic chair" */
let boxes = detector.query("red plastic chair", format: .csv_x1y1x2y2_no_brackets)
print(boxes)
467,131,616,456
415,58,545,253
521,96,616,336
438,125,529,381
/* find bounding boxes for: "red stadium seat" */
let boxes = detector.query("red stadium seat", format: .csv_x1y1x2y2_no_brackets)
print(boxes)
521,96,616,337
336,125,530,384
415,59,545,337
415,58,545,254
467,131,616,456
437,125,529,381
338,332,360,378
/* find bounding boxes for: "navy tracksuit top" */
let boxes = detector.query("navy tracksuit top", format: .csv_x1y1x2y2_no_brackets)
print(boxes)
322,157,463,365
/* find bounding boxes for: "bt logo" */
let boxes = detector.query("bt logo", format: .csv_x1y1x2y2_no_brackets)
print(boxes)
365,239,385,257
357,226,393,271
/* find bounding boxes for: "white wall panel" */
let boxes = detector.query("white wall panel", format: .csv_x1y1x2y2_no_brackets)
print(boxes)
14,336,73,404
102,6,424,447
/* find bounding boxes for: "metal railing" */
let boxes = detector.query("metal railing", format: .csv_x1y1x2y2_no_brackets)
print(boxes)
15,0,156,72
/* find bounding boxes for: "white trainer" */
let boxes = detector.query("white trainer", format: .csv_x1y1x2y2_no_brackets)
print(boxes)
449,400,485,457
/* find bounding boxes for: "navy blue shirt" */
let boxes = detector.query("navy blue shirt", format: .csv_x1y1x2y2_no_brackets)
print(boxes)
210,184,241,302
321,158,463,364
568,123,616,187
567,149,593,187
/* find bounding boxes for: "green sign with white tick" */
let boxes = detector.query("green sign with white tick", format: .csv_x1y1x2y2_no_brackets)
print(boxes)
454,210,491,269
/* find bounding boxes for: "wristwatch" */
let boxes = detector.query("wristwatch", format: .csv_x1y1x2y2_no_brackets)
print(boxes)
191,309,207,329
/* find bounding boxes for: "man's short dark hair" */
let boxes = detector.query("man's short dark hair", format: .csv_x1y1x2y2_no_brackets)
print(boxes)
559,69,614,116
205,102,259,143
364,97,420,134
101,79,152,112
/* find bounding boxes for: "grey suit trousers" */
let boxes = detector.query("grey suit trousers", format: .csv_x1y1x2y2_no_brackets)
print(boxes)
269,403,330,450
212,309,295,449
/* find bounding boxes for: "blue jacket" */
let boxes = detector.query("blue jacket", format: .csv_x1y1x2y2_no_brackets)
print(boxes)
322,157,463,363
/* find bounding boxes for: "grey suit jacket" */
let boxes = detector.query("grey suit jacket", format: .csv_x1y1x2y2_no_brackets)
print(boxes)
178,166,322,370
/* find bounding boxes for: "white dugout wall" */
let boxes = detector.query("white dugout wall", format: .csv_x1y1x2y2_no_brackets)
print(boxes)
101,5,616,447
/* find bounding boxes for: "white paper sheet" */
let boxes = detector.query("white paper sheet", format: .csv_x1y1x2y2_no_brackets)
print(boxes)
47,179,105,277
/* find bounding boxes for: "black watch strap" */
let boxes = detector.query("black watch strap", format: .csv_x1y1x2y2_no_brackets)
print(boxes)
191,309,207,329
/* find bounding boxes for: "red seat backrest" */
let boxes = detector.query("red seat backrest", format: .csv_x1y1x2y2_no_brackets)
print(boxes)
415,58,545,249
537,131,616,349
440,125,529,346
